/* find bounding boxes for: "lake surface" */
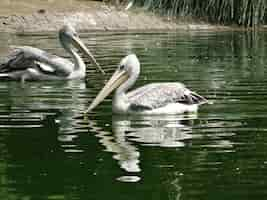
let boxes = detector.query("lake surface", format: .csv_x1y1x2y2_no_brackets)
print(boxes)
1,30,267,200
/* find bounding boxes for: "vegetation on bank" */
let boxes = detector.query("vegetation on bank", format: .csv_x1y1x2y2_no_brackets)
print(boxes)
122,0,267,27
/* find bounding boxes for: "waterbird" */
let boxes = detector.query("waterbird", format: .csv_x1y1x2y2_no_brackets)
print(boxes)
0,24,105,81
85,54,208,115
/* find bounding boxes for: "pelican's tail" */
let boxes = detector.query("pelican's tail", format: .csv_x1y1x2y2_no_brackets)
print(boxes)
0,63,8,72
189,91,210,105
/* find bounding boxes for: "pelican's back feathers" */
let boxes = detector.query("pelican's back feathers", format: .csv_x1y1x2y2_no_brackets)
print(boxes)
127,83,208,111
0,48,36,72
0,46,73,77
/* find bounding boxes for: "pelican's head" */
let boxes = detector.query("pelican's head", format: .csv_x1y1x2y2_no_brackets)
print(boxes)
85,54,140,113
59,24,105,74
119,54,140,77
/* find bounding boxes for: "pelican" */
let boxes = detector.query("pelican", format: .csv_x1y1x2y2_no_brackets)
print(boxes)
85,54,208,115
0,24,104,81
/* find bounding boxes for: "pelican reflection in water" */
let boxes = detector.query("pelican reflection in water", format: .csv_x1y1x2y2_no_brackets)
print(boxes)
87,114,196,182
86,54,208,115
0,24,104,81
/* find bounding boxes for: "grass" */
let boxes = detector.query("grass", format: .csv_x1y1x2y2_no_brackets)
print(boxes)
124,0,267,27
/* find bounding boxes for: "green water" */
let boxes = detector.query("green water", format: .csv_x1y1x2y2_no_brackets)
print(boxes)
1,30,267,200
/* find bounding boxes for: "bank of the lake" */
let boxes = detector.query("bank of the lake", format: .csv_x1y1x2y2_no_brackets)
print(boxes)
0,0,230,33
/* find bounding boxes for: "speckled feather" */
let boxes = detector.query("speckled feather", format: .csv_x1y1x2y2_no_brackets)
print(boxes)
127,83,207,111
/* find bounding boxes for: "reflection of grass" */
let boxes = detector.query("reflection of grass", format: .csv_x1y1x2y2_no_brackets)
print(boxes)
126,0,266,27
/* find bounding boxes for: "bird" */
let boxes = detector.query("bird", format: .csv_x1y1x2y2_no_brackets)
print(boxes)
85,54,208,115
0,24,105,82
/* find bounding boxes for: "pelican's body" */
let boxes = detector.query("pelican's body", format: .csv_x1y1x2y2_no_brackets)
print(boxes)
113,82,204,114
0,25,104,81
86,54,208,115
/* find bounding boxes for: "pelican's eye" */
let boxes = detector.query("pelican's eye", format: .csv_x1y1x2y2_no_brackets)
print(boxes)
119,65,125,70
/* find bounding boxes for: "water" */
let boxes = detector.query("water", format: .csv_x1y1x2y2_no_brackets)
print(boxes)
1,30,267,200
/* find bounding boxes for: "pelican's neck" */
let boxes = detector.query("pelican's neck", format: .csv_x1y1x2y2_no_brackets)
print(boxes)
113,71,139,113
116,72,137,96
60,36,86,73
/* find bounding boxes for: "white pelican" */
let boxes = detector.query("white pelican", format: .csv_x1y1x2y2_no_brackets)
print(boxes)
0,25,104,81
86,54,208,115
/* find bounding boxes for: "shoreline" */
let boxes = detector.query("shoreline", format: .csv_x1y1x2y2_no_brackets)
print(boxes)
0,1,231,33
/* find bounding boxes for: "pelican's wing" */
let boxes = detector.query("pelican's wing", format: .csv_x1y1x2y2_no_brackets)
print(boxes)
0,47,37,72
127,83,207,111
0,46,73,76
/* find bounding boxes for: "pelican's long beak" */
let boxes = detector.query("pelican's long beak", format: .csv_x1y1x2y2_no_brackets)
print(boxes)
85,69,129,113
72,36,105,75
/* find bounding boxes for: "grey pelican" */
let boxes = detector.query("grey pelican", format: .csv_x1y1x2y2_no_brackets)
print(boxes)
0,25,104,81
86,54,208,115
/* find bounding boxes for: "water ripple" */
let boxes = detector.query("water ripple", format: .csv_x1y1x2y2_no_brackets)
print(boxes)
1,30,267,199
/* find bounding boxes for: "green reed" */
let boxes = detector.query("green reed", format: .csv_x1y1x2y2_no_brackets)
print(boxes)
127,0,267,27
